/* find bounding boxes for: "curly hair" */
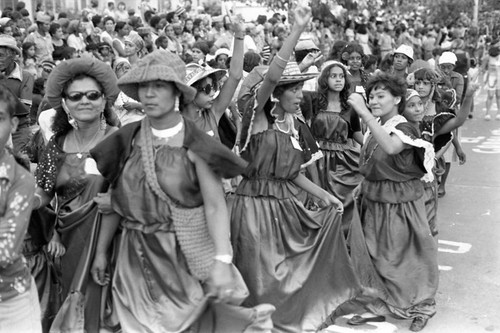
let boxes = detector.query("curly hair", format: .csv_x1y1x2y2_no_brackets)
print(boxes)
340,42,365,66
51,74,115,136
366,72,407,114
317,62,351,115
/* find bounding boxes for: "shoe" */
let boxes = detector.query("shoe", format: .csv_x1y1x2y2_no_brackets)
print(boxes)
496,115,500,120
485,114,492,121
468,113,473,119
410,316,428,331
347,314,386,326
437,187,446,198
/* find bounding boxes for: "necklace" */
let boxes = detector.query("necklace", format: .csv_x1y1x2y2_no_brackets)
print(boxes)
151,121,183,144
72,127,103,159
274,121,290,134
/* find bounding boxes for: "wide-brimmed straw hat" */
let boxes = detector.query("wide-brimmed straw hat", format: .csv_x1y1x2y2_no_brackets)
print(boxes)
0,35,21,55
185,63,227,86
46,57,120,111
118,50,196,102
277,61,318,86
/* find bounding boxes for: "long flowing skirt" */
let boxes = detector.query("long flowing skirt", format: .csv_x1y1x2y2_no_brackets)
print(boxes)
232,194,360,332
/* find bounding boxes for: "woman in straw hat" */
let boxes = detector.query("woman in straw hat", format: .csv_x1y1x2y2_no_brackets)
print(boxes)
89,49,274,332
33,57,121,332
182,18,245,144
305,60,364,236
232,6,362,332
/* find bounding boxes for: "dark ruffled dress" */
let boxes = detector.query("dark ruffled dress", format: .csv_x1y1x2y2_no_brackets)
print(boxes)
231,128,361,332
36,134,112,332
91,119,273,333
420,111,456,236
310,108,363,234
349,115,439,319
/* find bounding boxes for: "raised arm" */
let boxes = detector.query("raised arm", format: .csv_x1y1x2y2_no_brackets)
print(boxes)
212,18,246,121
348,93,407,155
254,6,312,115
434,84,474,136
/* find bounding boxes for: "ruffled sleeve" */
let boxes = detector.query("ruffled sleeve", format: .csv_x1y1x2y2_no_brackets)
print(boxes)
386,116,435,183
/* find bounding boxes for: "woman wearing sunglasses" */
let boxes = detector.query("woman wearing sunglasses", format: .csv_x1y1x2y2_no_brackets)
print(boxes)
33,57,120,332
181,18,245,144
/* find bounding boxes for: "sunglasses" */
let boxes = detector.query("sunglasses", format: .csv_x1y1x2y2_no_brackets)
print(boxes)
197,83,219,95
65,90,103,102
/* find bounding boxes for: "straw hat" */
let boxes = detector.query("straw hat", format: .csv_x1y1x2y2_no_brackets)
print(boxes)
118,49,196,102
185,63,227,86
277,61,318,86
35,12,51,24
46,57,120,111
0,35,21,55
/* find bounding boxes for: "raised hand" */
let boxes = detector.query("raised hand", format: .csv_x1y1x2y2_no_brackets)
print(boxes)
293,5,312,28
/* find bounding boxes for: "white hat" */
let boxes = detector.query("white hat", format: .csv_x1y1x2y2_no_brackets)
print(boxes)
295,37,319,52
438,51,457,65
394,44,414,61
215,48,231,58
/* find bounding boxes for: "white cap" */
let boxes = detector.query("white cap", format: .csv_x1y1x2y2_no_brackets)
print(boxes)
438,51,457,65
394,44,414,61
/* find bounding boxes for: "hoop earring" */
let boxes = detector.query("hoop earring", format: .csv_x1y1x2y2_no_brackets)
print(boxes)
68,113,79,130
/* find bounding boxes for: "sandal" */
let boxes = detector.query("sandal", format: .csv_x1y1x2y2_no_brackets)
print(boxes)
347,314,386,326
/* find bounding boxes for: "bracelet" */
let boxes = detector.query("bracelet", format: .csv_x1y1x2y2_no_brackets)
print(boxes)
33,193,43,210
235,35,244,40
214,254,233,264
275,54,289,63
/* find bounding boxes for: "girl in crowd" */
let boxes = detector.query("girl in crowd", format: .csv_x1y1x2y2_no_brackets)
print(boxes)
0,88,40,333
22,41,37,78
112,22,131,58
49,22,67,60
113,58,144,125
124,33,146,65
89,50,273,332
307,60,364,235
232,6,361,332
412,67,467,197
347,73,438,332
66,20,86,56
182,19,244,143
34,58,120,332
100,16,116,47
409,68,474,234
341,42,369,93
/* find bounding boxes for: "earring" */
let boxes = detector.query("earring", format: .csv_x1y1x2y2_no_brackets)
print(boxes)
100,112,107,130
174,96,179,112
67,113,79,130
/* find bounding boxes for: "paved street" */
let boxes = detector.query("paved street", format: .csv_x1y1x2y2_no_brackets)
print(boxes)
326,90,500,333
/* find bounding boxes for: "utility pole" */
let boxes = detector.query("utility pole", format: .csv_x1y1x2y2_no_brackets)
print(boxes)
473,0,479,26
